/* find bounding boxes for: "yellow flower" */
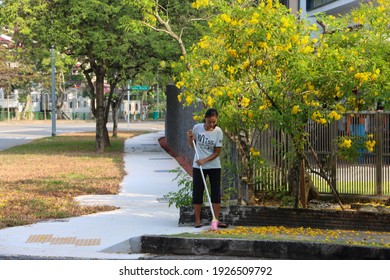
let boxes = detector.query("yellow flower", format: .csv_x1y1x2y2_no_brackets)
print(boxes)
259,105,267,110
300,36,310,45
281,16,291,28
185,95,193,105
291,105,301,115
250,18,259,25
227,65,236,74
175,81,184,89
307,82,315,92
258,42,268,49
207,95,214,107
309,23,318,31
317,118,327,125
250,147,261,157
221,14,231,23
193,115,203,121
336,104,346,112
256,59,263,66
340,139,352,149
365,140,376,152
227,48,238,58
198,39,210,49
328,110,341,121
177,94,182,103
240,97,251,108
213,64,220,71
311,111,322,120
301,46,314,54
292,35,299,43
200,59,210,66
354,72,371,85
191,0,210,9
242,59,250,69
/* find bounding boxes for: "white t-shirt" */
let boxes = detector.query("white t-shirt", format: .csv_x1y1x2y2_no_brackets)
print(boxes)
192,123,223,169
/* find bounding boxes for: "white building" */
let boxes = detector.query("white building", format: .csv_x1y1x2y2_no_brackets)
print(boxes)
62,87,92,120
301,0,361,17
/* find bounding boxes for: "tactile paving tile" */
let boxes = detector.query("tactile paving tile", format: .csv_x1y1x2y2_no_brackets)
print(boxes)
26,234,53,243
74,239,101,246
26,234,101,247
50,237,77,245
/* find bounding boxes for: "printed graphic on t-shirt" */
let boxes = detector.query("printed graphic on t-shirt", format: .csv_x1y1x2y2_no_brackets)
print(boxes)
197,134,216,152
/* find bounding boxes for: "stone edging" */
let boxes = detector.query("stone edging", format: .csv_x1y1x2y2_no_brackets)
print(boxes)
139,235,390,260
179,205,390,232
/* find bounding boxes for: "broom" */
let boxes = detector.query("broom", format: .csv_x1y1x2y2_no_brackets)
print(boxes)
193,140,219,230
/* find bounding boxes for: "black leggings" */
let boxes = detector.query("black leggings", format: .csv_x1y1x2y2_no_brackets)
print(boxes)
192,168,221,204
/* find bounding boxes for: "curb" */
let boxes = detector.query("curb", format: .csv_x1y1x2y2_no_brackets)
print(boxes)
139,235,390,260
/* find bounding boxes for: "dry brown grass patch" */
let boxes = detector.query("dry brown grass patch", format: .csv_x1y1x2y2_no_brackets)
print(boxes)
0,131,142,229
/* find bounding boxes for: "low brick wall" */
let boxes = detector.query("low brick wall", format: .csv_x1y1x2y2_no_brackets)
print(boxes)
179,206,390,232
140,235,390,260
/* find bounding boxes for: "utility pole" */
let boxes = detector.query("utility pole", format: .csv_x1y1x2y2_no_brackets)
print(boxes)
51,46,56,136
127,80,131,130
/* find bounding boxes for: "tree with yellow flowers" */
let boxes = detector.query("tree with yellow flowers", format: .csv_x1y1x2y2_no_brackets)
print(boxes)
176,0,390,206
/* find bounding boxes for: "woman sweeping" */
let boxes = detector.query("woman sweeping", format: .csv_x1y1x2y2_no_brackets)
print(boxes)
187,108,228,229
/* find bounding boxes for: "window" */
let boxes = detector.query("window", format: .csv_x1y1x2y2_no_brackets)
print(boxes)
307,0,336,11
280,0,289,8
32,94,39,102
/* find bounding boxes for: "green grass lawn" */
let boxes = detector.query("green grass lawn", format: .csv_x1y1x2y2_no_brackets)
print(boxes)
313,176,390,195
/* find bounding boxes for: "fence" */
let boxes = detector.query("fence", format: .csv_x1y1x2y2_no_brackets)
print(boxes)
255,112,390,196
0,111,16,121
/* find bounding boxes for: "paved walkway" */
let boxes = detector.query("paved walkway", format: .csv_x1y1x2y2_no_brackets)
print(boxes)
0,131,201,259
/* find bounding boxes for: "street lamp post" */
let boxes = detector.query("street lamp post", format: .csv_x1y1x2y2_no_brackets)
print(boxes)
127,80,131,130
51,45,56,136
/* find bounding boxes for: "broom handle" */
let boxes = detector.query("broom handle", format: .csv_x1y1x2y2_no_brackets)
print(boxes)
192,140,216,220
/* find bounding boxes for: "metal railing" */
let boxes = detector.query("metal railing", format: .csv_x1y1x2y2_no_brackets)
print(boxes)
255,112,390,196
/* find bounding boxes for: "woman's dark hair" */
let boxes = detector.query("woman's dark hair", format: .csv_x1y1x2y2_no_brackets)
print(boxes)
204,108,218,119
203,108,219,127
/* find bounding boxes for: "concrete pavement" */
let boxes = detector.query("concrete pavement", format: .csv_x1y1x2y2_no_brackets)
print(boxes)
0,130,202,259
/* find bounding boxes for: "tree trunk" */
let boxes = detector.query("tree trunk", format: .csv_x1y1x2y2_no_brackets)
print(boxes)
288,156,301,207
112,103,118,137
103,125,110,147
247,182,256,205
21,94,32,120
95,73,107,152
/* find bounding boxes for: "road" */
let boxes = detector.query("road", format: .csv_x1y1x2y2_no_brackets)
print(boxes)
0,120,165,151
